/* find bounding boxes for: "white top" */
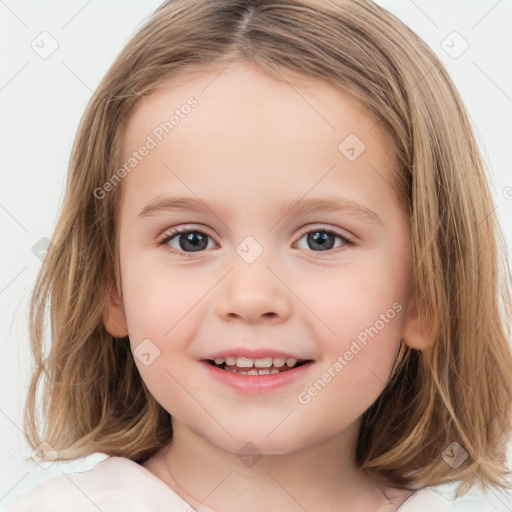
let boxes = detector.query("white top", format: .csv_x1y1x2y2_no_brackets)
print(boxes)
10,456,454,511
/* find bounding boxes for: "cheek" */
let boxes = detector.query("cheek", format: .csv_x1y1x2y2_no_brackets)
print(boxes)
294,255,407,348
122,261,207,341
292,256,406,402
120,264,208,399
296,298,404,430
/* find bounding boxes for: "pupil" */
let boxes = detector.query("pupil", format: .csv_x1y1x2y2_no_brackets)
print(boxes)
308,231,335,251
179,232,207,252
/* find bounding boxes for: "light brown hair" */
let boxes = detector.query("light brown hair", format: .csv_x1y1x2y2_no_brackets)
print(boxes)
25,0,512,498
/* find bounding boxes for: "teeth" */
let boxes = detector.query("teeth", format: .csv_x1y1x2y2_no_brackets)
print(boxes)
237,357,254,368
254,357,273,368
210,356,303,369
224,367,281,375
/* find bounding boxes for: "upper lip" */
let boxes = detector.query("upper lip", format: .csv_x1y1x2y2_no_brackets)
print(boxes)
202,348,313,360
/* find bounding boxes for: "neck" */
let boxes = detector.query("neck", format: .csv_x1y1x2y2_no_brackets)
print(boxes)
143,419,409,512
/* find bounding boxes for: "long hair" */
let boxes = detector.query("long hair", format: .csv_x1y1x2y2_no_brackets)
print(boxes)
24,0,512,497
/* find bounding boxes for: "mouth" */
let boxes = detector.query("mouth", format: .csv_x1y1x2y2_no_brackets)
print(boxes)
204,356,312,375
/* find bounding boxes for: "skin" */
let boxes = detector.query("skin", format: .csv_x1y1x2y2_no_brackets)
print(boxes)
104,59,432,512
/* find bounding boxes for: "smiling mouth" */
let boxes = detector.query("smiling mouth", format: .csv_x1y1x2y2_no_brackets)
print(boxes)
206,357,312,375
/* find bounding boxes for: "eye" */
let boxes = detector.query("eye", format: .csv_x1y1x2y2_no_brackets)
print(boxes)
295,226,353,253
157,225,354,258
158,227,217,257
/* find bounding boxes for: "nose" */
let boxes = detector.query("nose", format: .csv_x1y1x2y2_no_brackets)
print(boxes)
215,258,292,324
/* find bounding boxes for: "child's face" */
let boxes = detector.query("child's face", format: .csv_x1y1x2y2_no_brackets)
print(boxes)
107,60,422,455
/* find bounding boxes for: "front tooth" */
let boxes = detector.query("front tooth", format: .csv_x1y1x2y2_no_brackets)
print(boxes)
214,357,225,365
254,357,273,368
237,357,254,368
273,357,286,367
225,356,236,365
285,358,297,367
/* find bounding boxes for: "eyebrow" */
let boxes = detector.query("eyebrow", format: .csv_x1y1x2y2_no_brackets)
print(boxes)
137,195,382,225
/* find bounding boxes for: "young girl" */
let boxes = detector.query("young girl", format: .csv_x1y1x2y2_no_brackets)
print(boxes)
11,0,512,510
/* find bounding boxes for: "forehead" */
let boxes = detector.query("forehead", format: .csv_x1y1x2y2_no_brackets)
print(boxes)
123,59,388,152
119,60,399,218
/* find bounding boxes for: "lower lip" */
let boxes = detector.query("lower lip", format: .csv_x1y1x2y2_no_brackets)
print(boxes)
201,361,313,393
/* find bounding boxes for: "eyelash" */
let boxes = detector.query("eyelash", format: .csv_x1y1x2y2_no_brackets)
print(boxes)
157,225,354,258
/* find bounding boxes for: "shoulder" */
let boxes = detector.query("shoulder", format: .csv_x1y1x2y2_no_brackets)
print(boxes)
397,488,455,511
9,456,194,512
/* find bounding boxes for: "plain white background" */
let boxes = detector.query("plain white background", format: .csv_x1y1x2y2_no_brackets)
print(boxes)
1,0,511,510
